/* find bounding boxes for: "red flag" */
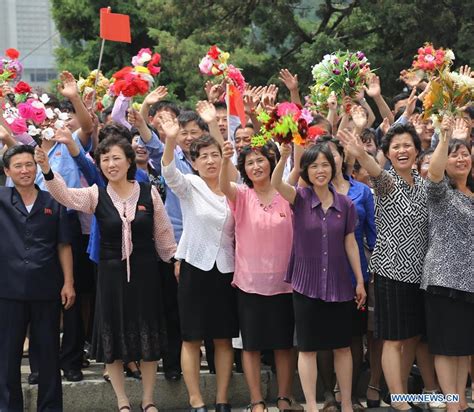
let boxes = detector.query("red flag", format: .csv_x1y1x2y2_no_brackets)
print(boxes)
227,84,246,127
100,8,131,43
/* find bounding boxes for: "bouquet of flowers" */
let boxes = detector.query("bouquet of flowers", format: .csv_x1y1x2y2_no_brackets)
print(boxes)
2,90,69,141
0,48,23,84
199,45,246,94
251,102,313,147
311,51,373,101
306,84,331,115
110,48,161,98
77,70,111,100
422,69,474,129
411,43,455,77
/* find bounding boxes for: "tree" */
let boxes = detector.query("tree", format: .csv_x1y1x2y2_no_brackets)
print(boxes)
50,0,473,107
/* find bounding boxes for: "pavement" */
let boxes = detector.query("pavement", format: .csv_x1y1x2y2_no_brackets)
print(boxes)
20,358,474,411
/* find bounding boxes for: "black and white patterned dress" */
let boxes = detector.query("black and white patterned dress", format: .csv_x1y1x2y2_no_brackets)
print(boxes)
422,178,474,355
369,167,428,340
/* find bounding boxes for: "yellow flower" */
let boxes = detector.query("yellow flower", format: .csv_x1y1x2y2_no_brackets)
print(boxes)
219,52,230,64
134,66,151,75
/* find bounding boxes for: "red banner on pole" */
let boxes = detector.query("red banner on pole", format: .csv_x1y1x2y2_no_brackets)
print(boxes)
99,8,131,43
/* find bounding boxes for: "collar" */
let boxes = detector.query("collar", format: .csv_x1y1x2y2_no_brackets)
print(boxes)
389,166,421,188
11,185,42,216
310,184,343,212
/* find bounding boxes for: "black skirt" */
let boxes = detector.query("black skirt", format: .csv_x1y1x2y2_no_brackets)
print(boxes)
92,252,167,364
425,291,474,356
237,289,294,351
351,282,368,337
178,261,238,341
293,291,352,351
374,274,425,340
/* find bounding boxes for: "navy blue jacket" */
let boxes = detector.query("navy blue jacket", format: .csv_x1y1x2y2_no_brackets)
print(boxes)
0,187,71,300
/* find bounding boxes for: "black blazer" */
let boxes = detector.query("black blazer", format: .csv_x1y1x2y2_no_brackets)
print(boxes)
0,187,71,300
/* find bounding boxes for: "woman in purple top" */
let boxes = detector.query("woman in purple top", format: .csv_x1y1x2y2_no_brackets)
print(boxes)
272,142,366,412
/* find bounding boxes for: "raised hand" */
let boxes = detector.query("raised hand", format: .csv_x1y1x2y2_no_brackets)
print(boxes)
196,100,217,124
243,93,259,114
351,105,368,129
0,125,11,143
364,75,382,98
205,81,225,103
451,117,469,141
58,71,79,99
158,111,180,140
53,126,74,145
128,109,146,129
144,85,168,106
402,87,418,118
399,69,422,88
327,91,338,111
380,117,390,136
261,84,278,111
279,142,292,160
222,140,234,160
338,128,366,159
279,69,299,92
34,145,51,173
411,114,424,136
440,115,454,141
458,65,472,78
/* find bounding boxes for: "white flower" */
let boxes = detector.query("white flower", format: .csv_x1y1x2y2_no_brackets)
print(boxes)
54,109,70,121
445,49,455,62
31,100,45,110
41,128,55,140
54,120,65,129
28,125,41,136
448,71,474,90
40,94,50,104
138,52,151,65
45,108,55,119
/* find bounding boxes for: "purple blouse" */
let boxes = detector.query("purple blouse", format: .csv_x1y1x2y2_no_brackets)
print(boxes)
284,185,357,302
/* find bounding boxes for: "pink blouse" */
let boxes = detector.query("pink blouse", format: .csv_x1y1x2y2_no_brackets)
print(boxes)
45,173,176,281
229,186,293,296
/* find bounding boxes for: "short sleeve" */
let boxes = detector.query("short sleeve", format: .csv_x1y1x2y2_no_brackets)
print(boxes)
370,169,395,197
228,184,248,217
345,199,357,235
291,186,306,212
57,203,72,245
426,177,449,203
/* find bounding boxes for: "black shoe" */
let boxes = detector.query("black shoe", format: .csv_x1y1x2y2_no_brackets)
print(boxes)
63,369,83,382
28,372,39,385
164,370,181,381
190,406,207,412
124,362,141,380
216,403,232,412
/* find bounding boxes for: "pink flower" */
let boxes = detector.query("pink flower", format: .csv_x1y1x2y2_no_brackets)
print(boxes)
132,48,153,66
17,102,35,119
9,118,27,134
199,56,214,75
227,65,246,93
277,102,300,117
300,108,313,124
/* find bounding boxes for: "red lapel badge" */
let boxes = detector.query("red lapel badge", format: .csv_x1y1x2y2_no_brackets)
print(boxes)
44,208,53,215
138,205,146,211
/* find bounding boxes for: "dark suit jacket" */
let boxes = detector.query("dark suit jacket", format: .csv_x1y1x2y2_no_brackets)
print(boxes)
0,186,71,300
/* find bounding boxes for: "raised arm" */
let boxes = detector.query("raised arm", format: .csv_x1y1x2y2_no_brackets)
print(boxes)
34,144,98,213
271,143,297,204
428,115,454,183
128,109,152,141
364,75,394,124
219,141,238,202
286,142,303,186
58,71,93,148
140,86,168,126
279,69,302,106
151,186,177,261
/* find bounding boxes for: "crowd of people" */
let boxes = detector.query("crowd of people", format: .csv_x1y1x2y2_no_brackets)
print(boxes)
0,53,473,412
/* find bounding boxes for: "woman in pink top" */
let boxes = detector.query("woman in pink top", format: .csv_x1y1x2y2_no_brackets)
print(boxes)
220,140,298,412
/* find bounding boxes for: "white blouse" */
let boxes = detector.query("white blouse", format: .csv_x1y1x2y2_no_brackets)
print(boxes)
162,159,235,273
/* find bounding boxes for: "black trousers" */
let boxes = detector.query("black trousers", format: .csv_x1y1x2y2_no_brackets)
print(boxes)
0,298,62,412
160,262,182,373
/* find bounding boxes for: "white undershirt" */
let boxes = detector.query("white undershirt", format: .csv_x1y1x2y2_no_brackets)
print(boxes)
25,204,34,213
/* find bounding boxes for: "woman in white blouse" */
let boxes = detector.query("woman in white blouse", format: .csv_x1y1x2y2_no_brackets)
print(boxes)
161,115,238,412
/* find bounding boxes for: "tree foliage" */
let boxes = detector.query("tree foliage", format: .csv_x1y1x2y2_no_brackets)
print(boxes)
50,0,473,106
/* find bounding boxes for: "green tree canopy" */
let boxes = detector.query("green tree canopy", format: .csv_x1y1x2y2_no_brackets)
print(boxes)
50,0,473,106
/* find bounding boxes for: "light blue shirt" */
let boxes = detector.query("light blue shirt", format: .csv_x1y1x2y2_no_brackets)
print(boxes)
141,132,194,242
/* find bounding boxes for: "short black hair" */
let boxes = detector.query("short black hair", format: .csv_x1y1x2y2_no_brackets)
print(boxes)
98,122,133,143
59,100,75,114
237,142,278,188
417,148,435,172
189,135,222,162
44,94,60,109
392,92,410,107
213,101,227,111
360,128,378,147
149,100,180,118
3,145,35,169
233,123,255,140
464,105,474,120
177,110,209,132
380,123,421,157
94,135,136,181
100,106,113,124
447,139,474,191
300,143,336,185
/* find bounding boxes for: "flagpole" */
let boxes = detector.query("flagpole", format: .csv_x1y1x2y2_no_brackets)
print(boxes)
226,83,231,142
92,6,111,107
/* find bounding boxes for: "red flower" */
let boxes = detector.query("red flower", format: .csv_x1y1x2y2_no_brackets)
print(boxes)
207,45,220,60
112,66,133,81
113,74,150,97
147,53,161,76
14,81,31,94
5,48,20,59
